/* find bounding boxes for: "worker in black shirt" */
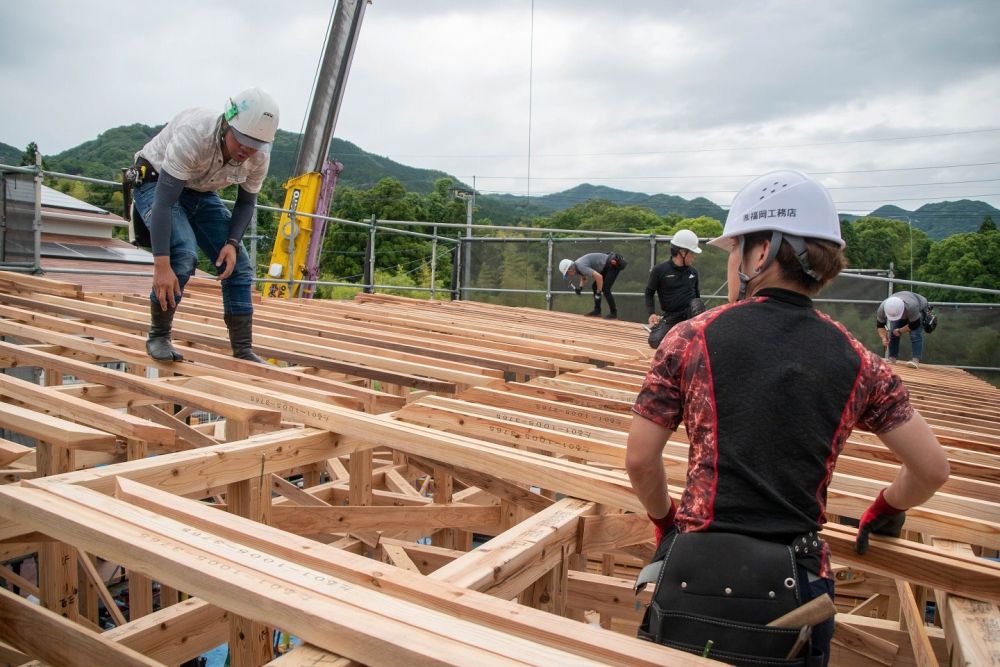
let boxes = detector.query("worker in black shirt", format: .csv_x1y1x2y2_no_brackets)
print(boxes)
645,229,705,348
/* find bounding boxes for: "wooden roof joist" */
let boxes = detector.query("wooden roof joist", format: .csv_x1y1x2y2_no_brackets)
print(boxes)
0,480,708,666
1,273,998,665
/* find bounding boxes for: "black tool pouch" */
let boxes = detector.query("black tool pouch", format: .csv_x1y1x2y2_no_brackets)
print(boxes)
607,251,627,270
922,307,938,333
638,531,812,666
131,204,152,250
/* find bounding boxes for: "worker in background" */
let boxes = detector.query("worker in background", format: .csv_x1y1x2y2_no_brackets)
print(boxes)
626,170,949,665
644,229,705,349
130,87,279,363
559,251,628,319
876,291,937,369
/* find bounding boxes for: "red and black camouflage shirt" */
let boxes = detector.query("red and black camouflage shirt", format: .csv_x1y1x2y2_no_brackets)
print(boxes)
633,288,913,577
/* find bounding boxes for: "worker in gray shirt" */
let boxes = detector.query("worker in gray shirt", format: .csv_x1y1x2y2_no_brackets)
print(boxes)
559,251,628,319
875,291,937,368
129,87,278,363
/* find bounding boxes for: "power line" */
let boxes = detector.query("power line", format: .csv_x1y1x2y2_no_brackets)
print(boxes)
363,127,1000,160
463,161,1000,182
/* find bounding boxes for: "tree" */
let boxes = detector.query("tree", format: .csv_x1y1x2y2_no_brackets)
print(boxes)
662,216,724,239
848,217,930,279
980,215,997,233
921,228,1000,303
19,141,48,170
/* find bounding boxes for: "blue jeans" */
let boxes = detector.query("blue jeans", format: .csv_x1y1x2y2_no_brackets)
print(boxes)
799,566,835,666
887,318,924,360
134,183,254,315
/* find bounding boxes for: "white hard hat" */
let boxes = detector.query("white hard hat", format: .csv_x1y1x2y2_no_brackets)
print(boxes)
883,296,905,321
558,259,573,276
710,170,843,249
225,87,280,152
671,229,702,253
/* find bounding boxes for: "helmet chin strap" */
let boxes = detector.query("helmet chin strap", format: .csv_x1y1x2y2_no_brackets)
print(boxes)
736,230,783,301
736,231,820,300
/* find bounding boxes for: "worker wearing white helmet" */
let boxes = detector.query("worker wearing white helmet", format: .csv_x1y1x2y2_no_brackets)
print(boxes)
559,251,628,319
130,87,280,363
876,291,936,368
626,170,948,665
644,229,705,349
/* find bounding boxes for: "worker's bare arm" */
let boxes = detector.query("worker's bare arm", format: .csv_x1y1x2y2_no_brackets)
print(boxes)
626,414,674,519
877,410,950,509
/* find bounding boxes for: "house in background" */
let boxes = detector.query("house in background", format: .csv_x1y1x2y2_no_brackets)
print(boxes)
0,174,161,293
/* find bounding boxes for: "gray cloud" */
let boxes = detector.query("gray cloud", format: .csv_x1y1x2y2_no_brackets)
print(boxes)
1,0,999,211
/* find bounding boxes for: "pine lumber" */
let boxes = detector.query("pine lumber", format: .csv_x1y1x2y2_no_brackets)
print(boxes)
0,585,160,666
102,597,230,666
2,481,707,666
107,479,709,666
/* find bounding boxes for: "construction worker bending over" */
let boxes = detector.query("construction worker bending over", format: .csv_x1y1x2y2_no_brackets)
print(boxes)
559,251,627,319
130,87,279,363
876,291,936,369
625,170,949,666
645,229,705,349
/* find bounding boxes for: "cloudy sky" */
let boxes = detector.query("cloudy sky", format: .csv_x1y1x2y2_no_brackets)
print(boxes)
2,0,999,214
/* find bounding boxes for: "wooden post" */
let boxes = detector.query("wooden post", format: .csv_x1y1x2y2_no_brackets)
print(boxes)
36,441,77,621
126,439,153,620
226,420,272,666
431,467,456,549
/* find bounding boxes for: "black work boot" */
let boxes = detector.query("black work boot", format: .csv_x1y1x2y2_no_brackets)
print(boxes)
585,294,602,316
147,302,184,362
224,313,266,363
603,312,618,320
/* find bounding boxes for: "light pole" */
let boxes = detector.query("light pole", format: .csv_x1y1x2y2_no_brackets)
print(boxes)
885,215,913,280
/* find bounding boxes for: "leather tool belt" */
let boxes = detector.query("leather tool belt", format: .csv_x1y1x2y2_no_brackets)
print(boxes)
636,531,819,666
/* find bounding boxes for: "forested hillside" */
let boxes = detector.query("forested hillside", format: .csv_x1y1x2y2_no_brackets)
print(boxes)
5,125,999,238
0,142,20,165
869,200,1000,240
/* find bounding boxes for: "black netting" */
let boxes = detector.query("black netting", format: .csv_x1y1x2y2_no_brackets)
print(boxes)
1,173,37,265
461,236,1000,377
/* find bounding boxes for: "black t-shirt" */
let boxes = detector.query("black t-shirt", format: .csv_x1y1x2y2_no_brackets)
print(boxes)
645,259,700,315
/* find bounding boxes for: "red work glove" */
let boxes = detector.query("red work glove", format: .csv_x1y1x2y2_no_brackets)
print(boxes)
648,498,677,545
855,488,906,555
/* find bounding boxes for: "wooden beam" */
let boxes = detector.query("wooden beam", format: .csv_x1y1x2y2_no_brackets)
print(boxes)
102,597,229,666
0,402,116,451
0,585,160,666
929,538,1000,667
0,438,33,467
107,479,705,666
823,523,1000,603
270,504,501,535
895,579,939,666
34,428,342,498
0,373,174,447
429,498,594,598
129,404,217,449
0,484,644,666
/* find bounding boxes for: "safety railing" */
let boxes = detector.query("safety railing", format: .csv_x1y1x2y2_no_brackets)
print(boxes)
3,162,998,376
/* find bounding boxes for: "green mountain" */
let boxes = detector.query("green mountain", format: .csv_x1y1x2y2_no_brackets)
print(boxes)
0,142,20,165
4,126,997,238
483,184,729,226
14,124,459,196
870,200,1000,240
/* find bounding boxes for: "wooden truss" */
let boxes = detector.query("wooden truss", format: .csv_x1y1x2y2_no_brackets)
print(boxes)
0,271,996,666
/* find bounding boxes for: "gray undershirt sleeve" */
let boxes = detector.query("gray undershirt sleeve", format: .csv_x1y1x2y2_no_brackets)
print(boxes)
149,170,186,256
227,187,258,243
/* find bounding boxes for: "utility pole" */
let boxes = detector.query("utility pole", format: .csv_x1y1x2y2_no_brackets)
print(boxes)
453,189,475,299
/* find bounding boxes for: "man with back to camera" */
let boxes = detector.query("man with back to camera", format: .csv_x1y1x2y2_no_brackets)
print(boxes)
876,291,936,368
559,250,627,319
645,229,705,349
130,87,279,364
